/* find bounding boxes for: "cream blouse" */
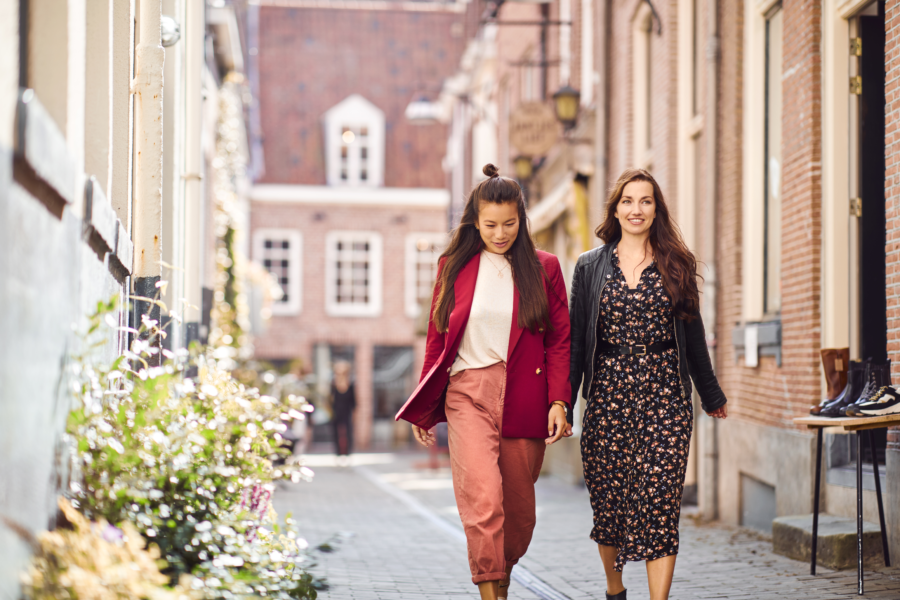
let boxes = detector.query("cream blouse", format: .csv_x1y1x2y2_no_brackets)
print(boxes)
450,251,515,376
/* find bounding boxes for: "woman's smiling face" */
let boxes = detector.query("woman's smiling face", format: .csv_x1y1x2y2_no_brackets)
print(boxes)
476,200,520,254
616,180,656,237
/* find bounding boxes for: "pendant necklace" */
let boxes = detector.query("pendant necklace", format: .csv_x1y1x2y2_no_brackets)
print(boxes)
484,251,509,279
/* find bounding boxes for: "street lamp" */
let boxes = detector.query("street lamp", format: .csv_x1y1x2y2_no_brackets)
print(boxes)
514,155,533,181
552,85,581,130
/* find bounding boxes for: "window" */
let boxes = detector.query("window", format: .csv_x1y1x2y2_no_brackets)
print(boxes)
632,4,654,169
405,233,447,318
325,231,383,317
323,94,385,187
339,125,370,184
253,229,302,315
763,6,783,315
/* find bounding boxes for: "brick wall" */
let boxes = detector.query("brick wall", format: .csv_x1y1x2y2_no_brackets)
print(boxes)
715,0,744,419
604,0,678,202
256,6,467,187
716,0,823,429
886,0,900,448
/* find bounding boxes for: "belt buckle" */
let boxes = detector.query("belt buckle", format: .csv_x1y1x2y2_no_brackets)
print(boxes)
634,344,647,356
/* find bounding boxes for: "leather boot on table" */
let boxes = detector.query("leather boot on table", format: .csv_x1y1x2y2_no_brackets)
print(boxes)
810,348,850,414
820,359,870,417
840,359,891,416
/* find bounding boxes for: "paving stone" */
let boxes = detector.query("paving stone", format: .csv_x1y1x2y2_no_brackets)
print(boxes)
275,452,900,600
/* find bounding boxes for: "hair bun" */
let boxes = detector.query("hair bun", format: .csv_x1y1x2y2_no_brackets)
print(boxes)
482,163,500,178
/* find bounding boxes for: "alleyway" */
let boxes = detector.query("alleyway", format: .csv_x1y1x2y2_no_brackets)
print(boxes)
276,452,900,600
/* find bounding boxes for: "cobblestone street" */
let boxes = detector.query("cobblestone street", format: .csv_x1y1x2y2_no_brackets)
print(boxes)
275,452,900,600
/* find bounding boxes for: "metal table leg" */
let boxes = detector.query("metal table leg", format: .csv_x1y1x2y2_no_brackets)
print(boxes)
867,430,891,567
857,431,864,595
812,427,823,576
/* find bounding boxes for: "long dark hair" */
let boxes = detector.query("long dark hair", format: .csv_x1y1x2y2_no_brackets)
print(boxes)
596,168,701,320
432,163,549,333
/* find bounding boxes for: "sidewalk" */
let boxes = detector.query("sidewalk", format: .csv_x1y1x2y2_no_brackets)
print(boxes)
274,451,900,600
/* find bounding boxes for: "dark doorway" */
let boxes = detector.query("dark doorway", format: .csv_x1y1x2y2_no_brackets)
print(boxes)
857,1,887,364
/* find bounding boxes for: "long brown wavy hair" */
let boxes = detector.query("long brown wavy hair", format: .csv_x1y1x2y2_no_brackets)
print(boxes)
432,163,550,333
595,168,700,320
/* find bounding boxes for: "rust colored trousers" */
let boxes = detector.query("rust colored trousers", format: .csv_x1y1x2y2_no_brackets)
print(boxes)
445,362,546,584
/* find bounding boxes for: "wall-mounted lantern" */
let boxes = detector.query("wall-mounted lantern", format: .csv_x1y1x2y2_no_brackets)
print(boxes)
514,155,534,181
552,85,581,130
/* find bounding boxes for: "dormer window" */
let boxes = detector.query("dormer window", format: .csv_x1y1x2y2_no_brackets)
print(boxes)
324,95,385,187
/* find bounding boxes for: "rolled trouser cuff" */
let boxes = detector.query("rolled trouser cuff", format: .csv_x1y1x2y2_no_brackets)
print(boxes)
472,571,509,584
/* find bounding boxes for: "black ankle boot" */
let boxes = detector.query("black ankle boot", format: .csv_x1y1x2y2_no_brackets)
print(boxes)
606,590,627,600
841,359,892,415
821,360,870,417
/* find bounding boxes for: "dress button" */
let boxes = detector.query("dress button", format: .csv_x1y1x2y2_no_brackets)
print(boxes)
536,368,542,375
606,274,611,279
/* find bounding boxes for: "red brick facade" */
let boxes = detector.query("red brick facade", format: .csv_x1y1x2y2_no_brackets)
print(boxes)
886,1,900,453
256,5,467,187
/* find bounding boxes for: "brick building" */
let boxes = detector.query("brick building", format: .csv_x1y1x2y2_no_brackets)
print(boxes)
249,0,475,449
436,0,900,560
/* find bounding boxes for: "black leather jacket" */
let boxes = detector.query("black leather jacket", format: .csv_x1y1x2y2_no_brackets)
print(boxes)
568,243,727,417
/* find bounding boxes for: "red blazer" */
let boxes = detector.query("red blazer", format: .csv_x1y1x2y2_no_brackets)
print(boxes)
395,249,571,438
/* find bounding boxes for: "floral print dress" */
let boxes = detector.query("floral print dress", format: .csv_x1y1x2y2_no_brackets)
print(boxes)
581,247,693,572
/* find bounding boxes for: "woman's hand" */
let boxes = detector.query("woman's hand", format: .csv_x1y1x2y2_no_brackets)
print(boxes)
546,402,573,445
412,425,436,447
707,405,728,419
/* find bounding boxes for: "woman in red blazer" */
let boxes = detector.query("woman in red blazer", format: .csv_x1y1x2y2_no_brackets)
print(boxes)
396,164,571,600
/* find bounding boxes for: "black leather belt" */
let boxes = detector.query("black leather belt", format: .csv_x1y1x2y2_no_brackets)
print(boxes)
597,340,677,356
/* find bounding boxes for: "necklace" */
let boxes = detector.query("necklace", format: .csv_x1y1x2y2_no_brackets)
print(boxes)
483,251,510,279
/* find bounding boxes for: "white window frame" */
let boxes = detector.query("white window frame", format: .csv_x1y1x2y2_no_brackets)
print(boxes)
741,0,783,322
404,233,447,318
323,94,385,187
632,3,654,169
325,231,383,317
253,228,303,316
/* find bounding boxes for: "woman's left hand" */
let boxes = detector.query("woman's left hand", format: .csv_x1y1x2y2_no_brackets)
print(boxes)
707,405,728,419
546,403,573,445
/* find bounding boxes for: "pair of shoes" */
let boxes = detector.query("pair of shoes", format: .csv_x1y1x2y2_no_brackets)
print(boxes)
815,359,869,416
606,590,627,600
838,360,892,416
845,385,900,417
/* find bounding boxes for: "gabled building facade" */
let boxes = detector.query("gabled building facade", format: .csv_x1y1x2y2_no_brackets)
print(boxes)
250,0,477,449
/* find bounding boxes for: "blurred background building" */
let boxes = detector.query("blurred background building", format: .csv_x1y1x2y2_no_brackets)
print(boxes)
247,0,481,450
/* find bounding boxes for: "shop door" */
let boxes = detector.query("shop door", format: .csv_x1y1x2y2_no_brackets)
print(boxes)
855,1,887,364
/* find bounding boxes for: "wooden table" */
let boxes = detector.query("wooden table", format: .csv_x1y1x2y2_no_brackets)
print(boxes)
793,414,900,595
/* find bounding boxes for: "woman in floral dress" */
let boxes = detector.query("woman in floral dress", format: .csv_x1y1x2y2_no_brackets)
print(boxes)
568,169,728,600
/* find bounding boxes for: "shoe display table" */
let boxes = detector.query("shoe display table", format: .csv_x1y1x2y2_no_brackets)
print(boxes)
793,414,900,595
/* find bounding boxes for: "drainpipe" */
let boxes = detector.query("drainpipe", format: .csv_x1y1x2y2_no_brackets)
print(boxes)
183,0,203,346
132,0,164,334
699,0,720,522
592,0,610,236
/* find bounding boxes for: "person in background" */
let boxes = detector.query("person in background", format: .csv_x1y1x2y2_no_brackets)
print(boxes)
330,360,356,464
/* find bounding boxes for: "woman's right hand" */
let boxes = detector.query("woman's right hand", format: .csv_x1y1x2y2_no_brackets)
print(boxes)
412,425,436,447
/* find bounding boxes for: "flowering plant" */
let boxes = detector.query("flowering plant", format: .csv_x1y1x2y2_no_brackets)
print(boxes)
59,297,320,598
21,497,195,600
